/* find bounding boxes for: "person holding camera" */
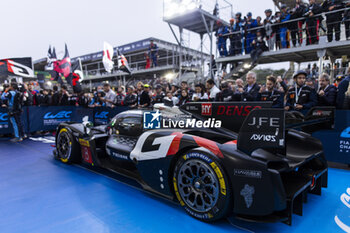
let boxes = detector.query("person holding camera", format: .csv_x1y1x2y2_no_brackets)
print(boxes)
1,83,25,142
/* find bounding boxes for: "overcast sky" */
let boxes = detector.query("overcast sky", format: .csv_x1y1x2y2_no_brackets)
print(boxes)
1,0,281,67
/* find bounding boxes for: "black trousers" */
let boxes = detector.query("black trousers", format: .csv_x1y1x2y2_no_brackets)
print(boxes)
345,20,350,38
290,21,303,46
306,19,320,45
327,21,341,42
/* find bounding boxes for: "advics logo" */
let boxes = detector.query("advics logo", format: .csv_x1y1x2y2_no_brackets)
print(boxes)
143,110,161,129
0,113,8,121
44,111,72,119
201,103,212,116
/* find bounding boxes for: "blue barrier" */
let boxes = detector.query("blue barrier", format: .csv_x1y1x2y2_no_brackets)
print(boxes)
0,106,349,165
0,106,129,134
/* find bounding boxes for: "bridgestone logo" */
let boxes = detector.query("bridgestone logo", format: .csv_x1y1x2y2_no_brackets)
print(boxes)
234,169,262,179
250,134,276,142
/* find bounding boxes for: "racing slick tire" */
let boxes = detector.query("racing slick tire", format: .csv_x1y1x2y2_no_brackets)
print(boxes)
56,127,80,164
173,150,232,222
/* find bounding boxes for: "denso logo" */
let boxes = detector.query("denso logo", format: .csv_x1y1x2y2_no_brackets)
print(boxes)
0,113,8,121
95,111,108,119
217,105,262,116
44,111,72,119
250,134,276,142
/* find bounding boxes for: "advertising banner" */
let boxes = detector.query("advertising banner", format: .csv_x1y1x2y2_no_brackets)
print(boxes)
93,106,129,125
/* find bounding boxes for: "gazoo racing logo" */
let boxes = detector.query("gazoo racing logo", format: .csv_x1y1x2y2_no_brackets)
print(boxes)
0,113,8,121
1,59,34,78
44,111,72,119
143,110,221,129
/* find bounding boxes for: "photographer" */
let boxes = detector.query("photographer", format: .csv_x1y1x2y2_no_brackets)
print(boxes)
1,83,25,142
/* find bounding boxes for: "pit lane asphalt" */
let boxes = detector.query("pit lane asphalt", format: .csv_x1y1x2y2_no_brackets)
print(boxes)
0,137,349,233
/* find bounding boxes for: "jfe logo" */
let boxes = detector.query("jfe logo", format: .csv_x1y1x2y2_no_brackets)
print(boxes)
143,110,161,129
0,113,8,121
95,111,108,119
340,127,350,139
201,103,212,116
44,111,72,119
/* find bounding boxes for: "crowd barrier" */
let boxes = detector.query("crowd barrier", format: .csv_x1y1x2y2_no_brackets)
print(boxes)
0,106,129,134
0,106,349,165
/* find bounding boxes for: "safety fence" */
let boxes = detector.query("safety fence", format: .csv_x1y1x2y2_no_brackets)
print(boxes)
0,106,129,135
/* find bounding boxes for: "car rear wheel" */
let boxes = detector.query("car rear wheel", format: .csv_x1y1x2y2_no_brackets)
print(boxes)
56,128,80,163
173,150,232,222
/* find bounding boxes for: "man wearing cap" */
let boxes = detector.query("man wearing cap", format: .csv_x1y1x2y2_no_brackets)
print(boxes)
245,12,258,54
215,21,228,56
317,73,337,106
264,9,276,50
290,0,307,47
229,13,244,55
285,70,317,111
139,84,151,108
257,76,284,108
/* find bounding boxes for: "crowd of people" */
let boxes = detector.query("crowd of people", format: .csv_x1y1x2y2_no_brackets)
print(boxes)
216,0,350,59
1,69,350,141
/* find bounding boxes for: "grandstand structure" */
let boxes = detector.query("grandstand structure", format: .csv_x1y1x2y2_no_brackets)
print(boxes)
34,37,210,89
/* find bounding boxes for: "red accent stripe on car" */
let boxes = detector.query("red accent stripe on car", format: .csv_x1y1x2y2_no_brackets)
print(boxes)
224,140,237,145
166,132,184,156
193,136,224,158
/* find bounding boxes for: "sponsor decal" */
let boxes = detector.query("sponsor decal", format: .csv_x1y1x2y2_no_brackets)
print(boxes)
210,162,226,195
250,134,276,142
247,116,280,129
111,151,129,160
143,110,162,129
143,110,221,129
339,127,350,153
0,113,8,121
201,103,212,116
43,111,72,126
217,105,261,116
95,111,109,125
185,152,212,163
0,113,9,128
81,145,93,164
334,188,350,232
79,139,90,147
184,207,213,219
234,169,262,179
240,184,255,209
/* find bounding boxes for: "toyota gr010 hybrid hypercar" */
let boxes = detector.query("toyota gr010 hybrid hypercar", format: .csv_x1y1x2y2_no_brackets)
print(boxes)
54,102,332,225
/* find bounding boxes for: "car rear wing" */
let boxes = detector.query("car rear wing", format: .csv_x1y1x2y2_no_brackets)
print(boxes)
181,103,335,155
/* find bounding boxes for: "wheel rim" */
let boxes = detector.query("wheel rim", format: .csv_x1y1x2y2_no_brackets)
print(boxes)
57,132,72,159
177,159,219,213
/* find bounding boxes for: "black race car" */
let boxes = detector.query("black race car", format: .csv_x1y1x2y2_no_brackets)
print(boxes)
54,102,332,225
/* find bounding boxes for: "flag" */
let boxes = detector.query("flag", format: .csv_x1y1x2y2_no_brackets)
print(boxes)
53,43,71,78
116,48,131,74
45,45,57,71
66,58,83,93
0,57,34,78
102,41,114,73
